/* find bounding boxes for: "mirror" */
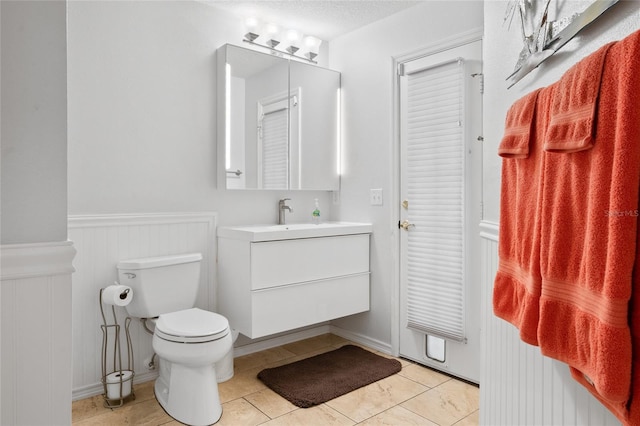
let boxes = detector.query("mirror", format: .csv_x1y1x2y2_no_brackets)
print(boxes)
217,44,340,190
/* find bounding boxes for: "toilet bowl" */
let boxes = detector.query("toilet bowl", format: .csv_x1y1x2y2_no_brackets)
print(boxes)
215,328,239,383
152,308,232,426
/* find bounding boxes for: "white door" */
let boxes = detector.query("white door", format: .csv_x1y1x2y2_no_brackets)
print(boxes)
398,40,482,383
257,89,301,189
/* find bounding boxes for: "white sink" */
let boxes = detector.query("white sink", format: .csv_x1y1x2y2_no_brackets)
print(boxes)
217,221,372,242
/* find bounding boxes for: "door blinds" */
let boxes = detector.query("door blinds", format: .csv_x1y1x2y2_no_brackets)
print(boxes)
261,107,288,189
405,58,466,343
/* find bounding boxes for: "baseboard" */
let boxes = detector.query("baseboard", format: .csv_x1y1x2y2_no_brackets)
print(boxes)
233,325,332,357
72,326,389,400
72,371,159,401
233,325,391,358
329,326,393,355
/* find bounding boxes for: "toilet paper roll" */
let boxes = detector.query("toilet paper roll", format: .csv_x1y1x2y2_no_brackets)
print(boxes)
101,284,133,307
105,370,133,400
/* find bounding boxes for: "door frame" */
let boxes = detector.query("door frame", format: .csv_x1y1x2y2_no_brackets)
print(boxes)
390,28,484,358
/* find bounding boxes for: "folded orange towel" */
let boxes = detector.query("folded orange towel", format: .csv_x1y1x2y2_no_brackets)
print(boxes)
493,88,547,346
498,89,542,158
537,29,640,406
544,42,615,153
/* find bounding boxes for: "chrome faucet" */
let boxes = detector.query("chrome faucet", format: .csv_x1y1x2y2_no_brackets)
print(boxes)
278,198,293,225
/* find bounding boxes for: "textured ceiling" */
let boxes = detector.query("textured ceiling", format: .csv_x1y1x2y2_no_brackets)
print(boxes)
204,1,422,41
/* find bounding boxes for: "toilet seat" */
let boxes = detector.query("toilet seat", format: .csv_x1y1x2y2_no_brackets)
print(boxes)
155,308,229,344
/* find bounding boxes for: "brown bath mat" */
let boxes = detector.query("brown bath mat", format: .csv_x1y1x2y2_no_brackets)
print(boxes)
257,344,402,408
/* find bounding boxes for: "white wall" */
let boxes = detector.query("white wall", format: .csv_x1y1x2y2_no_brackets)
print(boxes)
0,1,74,424
328,1,483,348
481,1,640,424
67,0,332,224
1,0,68,244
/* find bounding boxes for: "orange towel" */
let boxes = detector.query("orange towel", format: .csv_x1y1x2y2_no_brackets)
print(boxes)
537,29,640,407
572,227,640,424
493,88,546,346
498,88,542,158
544,42,615,153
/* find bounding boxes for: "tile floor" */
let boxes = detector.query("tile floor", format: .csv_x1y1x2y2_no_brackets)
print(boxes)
72,334,479,425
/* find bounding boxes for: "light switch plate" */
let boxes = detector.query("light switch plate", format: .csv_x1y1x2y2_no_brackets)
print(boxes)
370,188,383,206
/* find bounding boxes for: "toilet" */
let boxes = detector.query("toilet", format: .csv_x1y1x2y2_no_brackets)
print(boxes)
117,253,232,426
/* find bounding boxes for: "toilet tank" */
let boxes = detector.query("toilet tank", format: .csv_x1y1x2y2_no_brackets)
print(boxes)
117,253,203,318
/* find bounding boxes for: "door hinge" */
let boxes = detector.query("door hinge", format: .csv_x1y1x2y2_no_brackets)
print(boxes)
398,63,405,77
471,72,484,94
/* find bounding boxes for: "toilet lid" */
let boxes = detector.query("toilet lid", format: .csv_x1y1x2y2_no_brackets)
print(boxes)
155,308,229,343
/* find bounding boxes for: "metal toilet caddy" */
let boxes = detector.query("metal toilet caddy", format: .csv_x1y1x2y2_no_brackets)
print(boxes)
99,288,135,408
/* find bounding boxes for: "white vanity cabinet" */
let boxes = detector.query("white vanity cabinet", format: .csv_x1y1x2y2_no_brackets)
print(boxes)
217,222,372,338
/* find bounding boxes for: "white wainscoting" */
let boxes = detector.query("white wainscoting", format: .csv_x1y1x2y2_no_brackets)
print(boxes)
68,213,217,400
479,221,620,425
1,241,76,425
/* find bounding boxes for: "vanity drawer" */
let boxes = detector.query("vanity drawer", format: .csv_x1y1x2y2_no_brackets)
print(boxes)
250,234,369,290
250,273,370,338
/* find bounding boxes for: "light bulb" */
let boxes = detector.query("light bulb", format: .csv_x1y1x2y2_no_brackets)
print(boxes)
243,17,260,42
265,23,281,48
244,17,259,32
285,29,301,54
304,36,322,60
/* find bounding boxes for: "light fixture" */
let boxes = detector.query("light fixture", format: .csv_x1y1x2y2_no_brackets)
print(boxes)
303,36,322,61
240,17,323,64
264,23,281,48
243,17,259,43
285,29,301,55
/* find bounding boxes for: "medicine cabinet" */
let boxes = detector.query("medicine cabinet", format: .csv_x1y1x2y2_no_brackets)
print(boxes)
216,44,340,190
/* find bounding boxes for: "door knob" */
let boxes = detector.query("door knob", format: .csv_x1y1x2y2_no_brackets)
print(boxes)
399,220,415,230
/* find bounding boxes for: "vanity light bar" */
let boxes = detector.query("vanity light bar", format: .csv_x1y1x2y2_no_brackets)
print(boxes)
242,18,322,64
242,39,319,64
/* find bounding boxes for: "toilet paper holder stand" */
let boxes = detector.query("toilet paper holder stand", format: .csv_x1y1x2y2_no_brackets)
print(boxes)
99,288,135,408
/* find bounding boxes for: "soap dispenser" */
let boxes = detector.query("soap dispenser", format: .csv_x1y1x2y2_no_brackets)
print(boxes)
312,199,321,224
